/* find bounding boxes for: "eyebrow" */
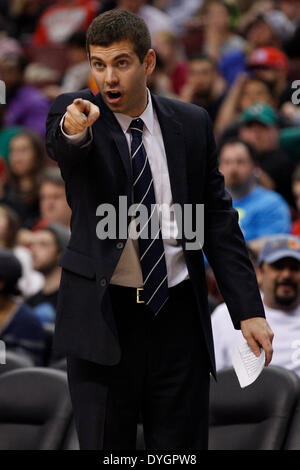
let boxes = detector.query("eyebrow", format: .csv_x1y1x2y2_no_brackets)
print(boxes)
90,53,132,63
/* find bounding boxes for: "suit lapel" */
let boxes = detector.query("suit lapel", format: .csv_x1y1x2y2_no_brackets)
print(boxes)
151,94,188,207
94,93,132,185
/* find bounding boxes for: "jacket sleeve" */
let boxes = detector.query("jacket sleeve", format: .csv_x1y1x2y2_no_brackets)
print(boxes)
201,109,265,329
45,91,93,177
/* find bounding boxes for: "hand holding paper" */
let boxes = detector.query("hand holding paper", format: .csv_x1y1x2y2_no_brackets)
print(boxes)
240,317,274,366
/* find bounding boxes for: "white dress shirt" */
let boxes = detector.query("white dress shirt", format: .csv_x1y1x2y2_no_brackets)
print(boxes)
60,90,189,287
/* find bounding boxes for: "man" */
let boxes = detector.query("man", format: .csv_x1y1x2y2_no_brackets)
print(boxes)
246,46,292,107
212,234,300,377
27,223,70,325
179,55,226,123
46,10,273,450
0,54,50,137
238,103,295,205
219,137,291,243
34,167,72,229
117,0,175,37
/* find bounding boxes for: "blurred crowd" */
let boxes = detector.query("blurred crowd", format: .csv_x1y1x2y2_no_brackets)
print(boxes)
0,0,300,377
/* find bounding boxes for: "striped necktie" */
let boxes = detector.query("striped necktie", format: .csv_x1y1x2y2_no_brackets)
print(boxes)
129,118,169,315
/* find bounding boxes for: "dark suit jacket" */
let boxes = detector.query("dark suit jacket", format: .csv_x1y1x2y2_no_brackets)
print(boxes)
46,88,265,377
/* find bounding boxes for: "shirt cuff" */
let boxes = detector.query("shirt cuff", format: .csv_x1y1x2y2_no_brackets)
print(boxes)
59,113,93,147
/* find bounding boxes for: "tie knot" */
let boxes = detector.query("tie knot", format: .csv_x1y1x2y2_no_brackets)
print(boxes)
129,118,144,135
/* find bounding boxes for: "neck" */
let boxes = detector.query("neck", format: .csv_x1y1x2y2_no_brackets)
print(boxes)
42,266,61,295
130,88,148,118
229,178,256,200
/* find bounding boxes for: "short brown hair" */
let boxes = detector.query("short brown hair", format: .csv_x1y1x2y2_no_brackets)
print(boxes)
86,9,151,64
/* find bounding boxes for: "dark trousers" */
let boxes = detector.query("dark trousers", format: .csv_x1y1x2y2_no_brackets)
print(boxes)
66,279,211,450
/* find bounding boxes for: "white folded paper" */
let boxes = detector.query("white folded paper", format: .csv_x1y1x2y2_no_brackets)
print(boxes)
230,342,265,388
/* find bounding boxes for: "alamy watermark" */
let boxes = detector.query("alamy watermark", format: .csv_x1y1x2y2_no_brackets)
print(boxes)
0,80,6,104
95,197,204,250
291,80,300,105
0,341,6,365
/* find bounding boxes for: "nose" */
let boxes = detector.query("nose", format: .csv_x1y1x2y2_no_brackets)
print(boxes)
105,67,118,87
280,267,294,278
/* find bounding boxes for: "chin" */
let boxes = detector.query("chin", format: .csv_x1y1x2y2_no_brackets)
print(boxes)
275,294,297,307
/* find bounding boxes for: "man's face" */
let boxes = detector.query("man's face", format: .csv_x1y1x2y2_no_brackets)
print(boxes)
40,182,71,226
89,40,155,117
246,19,275,48
253,67,279,87
260,258,300,309
239,80,273,111
9,135,35,176
0,58,22,92
187,60,215,95
219,142,255,190
30,230,59,274
239,121,278,153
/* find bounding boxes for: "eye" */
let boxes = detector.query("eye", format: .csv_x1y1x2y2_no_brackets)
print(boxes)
94,62,104,69
118,60,128,68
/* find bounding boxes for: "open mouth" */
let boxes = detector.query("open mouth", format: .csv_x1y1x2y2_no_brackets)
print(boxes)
106,91,122,103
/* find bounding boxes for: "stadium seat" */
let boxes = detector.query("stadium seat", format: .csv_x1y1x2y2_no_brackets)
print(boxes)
209,366,300,450
283,393,300,450
0,368,72,449
42,323,55,366
50,357,67,371
61,418,80,450
0,351,33,376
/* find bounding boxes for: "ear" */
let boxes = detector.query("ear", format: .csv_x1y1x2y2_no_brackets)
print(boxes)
144,49,156,77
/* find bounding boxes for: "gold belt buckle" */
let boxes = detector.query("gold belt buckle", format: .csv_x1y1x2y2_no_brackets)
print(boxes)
136,287,144,303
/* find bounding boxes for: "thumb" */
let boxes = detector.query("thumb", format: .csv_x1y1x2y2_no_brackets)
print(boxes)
87,106,100,125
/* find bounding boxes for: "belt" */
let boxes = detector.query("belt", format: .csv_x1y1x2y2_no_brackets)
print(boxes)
108,279,191,305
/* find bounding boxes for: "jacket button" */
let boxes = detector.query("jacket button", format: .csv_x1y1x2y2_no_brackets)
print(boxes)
100,278,107,287
116,242,124,249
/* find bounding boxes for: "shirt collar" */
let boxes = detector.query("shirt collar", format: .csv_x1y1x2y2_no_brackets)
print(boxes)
113,88,154,135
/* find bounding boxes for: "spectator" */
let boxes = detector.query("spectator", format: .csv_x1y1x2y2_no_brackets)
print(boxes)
291,166,300,237
0,248,45,365
116,0,175,37
244,9,296,51
180,54,226,123
0,204,44,297
2,130,47,228
238,103,295,205
43,30,91,100
152,0,201,35
246,46,294,109
191,0,246,62
215,74,278,137
6,0,52,43
146,52,174,98
33,167,71,230
0,54,50,136
212,234,300,377
32,0,98,46
27,223,70,325
153,31,188,95
280,0,300,58
0,107,22,166
219,138,291,243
